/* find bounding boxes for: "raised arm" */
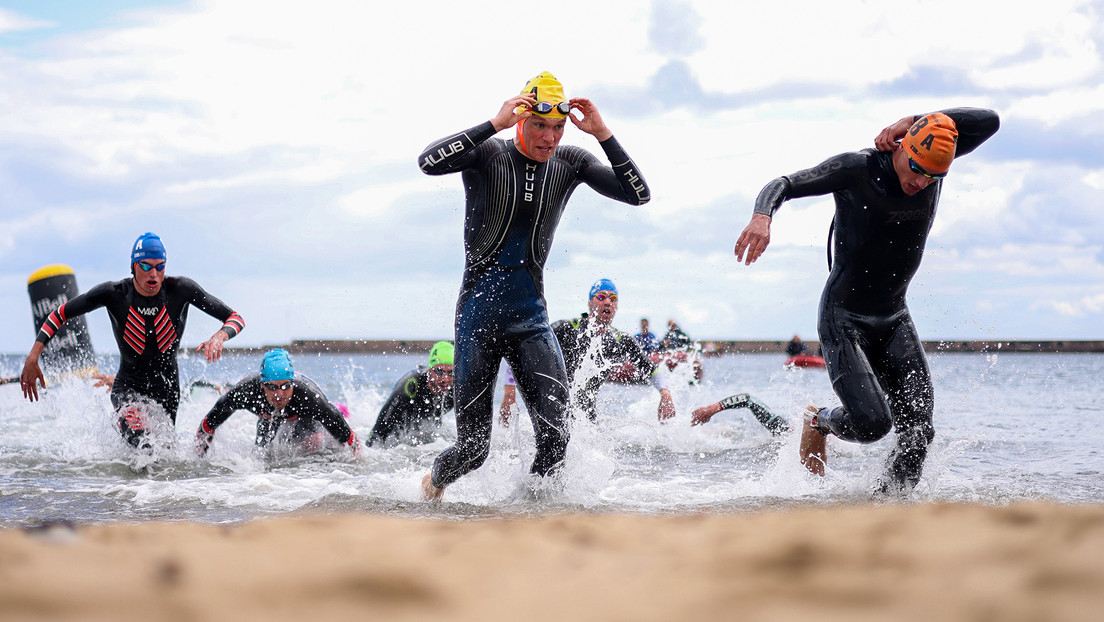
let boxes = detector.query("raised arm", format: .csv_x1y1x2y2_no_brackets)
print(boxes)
418,95,537,176
875,108,1000,157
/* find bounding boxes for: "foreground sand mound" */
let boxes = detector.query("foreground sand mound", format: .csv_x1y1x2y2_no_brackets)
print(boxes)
1,502,1102,621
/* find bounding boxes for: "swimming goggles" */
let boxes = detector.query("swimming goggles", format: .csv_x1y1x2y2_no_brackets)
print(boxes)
907,157,947,180
593,293,618,302
262,381,293,391
530,101,571,116
137,261,166,272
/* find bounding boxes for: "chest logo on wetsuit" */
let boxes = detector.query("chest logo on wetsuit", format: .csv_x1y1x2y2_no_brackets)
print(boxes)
524,163,538,202
885,208,932,223
136,306,160,315
421,140,465,171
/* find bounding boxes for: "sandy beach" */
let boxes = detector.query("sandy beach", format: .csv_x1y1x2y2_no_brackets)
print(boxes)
1,502,1102,621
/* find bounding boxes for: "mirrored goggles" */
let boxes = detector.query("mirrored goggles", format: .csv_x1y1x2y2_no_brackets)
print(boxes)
908,157,947,180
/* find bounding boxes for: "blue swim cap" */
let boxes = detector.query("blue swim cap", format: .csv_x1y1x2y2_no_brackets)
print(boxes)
260,348,295,382
131,232,167,263
588,278,618,300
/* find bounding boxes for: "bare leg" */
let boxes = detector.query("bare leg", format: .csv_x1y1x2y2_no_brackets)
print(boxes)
800,406,827,477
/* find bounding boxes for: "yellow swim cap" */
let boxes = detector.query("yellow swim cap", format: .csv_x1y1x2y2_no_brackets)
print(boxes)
519,71,568,119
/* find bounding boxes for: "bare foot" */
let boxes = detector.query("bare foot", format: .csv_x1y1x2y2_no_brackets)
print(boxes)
799,406,827,477
421,473,444,502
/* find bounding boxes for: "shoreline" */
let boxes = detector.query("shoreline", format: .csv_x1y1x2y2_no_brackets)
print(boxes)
217,338,1104,355
3,501,1102,621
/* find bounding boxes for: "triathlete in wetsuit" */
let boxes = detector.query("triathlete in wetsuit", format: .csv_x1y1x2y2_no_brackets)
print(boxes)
21,233,244,447
195,349,359,456
417,72,650,500
368,341,456,446
734,108,1000,494
544,279,674,422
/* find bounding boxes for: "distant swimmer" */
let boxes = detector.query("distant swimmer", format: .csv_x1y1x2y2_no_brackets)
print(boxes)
416,71,650,501
734,108,1000,494
500,279,674,424
690,394,789,435
367,341,456,446
785,335,809,357
634,318,660,354
20,233,244,449
659,319,693,352
194,349,360,457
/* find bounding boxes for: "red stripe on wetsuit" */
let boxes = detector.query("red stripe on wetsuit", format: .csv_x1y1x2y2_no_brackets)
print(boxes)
153,307,177,353
122,306,177,354
123,307,146,354
39,303,69,338
221,311,245,338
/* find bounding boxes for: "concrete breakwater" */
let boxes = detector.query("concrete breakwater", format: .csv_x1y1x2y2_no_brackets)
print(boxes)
223,339,1104,356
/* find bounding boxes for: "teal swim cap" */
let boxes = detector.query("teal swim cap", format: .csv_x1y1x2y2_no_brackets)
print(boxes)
427,341,454,368
260,348,295,381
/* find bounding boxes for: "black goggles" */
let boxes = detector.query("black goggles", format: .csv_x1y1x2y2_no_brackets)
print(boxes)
530,101,570,116
262,381,293,391
137,261,166,272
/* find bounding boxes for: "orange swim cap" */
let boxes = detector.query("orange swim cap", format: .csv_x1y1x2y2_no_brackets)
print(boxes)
901,113,958,173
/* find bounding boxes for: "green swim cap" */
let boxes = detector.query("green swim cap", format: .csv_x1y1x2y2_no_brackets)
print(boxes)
427,341,454,368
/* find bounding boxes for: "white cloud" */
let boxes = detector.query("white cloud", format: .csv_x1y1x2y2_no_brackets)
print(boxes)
1,0,1103,351
0,8,52,33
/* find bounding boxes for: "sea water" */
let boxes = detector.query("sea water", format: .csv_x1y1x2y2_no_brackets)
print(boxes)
0,350,1100,527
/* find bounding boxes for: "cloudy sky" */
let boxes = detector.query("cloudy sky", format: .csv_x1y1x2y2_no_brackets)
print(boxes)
0,0,1101,354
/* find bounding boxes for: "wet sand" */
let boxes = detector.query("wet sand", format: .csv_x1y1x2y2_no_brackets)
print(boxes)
1,502,1102,621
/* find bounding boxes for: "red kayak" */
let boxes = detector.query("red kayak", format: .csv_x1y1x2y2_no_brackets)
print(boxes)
785,354,826,369
608,349,704,385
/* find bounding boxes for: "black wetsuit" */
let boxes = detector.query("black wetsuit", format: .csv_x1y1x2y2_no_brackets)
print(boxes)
716,394,789,435
660,327,692,351
785,340,808,357
196,374,358,453
35,277,244,446
553,313,662,421
418,120,650,488
753,107,999,493
368,367,455,446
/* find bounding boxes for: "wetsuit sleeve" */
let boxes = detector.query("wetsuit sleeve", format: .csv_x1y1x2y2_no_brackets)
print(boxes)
418,121,499,175
178,277,245,338
303,390,359,451
35,282,115,345
753,152,866,217
368,385,407,445
199,382,256,436
576,137,651,206
939,108,1000,158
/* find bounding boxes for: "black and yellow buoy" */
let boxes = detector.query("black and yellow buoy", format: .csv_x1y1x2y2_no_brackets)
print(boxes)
27,264,96,374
